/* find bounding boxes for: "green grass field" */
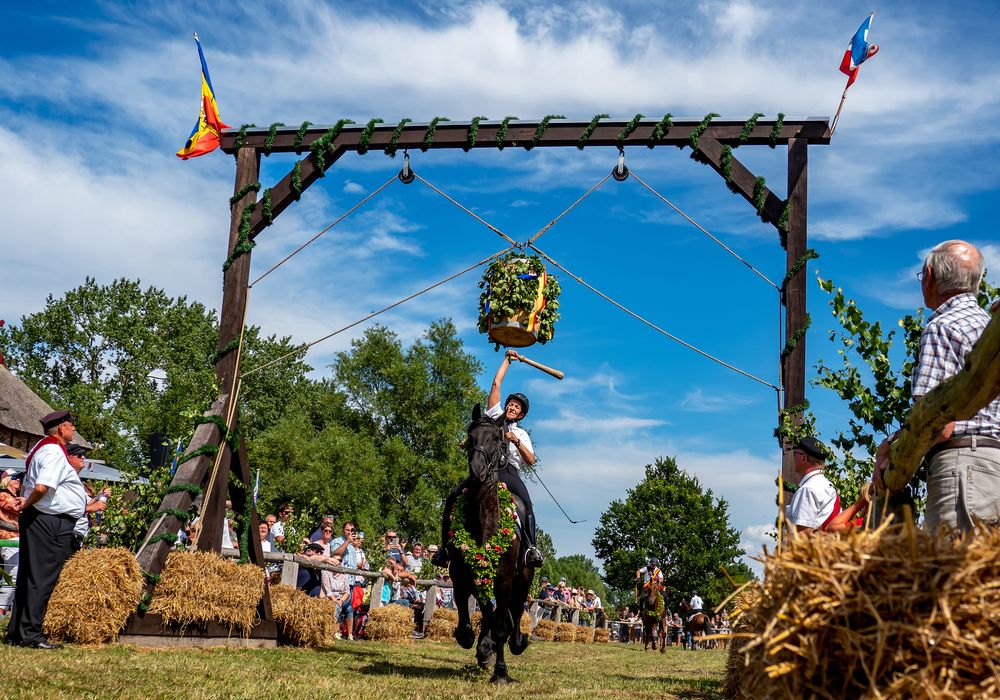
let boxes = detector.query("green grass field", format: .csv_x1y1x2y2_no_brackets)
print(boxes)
0,638,727,699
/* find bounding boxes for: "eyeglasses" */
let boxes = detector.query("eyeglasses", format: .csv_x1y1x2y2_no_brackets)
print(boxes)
322,528,333,533
916,269,926,281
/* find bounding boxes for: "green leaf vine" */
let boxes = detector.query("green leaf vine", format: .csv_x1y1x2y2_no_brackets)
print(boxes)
465,116,489,151
740,112,764,143
357,118,384,155
263,122,285,156
526,115,565,150
291,161,303,199
421,117,450,151
616,113,644,147
310,119,355,173
293,121,313,153
647,113,673,148
229,182,260,207
384,118,412,157
496,116,518,150
769,113,785,148
688,112,720,152
578,114,609,149
233,124,257,150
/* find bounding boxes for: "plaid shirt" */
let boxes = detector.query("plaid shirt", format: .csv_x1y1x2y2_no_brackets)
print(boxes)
912,293,1000,438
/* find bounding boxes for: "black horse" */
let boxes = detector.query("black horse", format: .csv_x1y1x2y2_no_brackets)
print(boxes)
447,404,534,684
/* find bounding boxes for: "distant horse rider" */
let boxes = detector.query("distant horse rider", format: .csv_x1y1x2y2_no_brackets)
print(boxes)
636,556,664,592
688,591,704,620
432,350,544,568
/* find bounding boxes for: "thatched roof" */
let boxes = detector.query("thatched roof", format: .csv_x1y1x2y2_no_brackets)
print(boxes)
0,363,92,449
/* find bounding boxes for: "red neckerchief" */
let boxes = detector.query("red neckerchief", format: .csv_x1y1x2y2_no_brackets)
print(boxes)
26,435,68,471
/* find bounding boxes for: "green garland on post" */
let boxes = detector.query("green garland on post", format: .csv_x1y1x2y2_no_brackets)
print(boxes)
496,116,518,150
781,313,812,358
647,113,673,148
293,121,314,153
263,122,285,156
310,119,355,174
688,112,720,152
526,114,564,151
384,118,412,157
616,113,644,147
211,338,239,365
233,124,257,150
740,112,765,143
223,203,256,273
229,182,261,207
357,118,384,155
146,531,179,547
177,443,218,466
577,114,609,149
769,113,785,149
781,249,819,292
421,117,450,151
777,201,791,232
465,116,489,151
261,188,273,225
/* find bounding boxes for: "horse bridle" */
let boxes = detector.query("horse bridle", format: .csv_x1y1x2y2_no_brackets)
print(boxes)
469,419,510,478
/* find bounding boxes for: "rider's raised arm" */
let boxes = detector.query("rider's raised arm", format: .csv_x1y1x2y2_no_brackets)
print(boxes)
488,351,518,411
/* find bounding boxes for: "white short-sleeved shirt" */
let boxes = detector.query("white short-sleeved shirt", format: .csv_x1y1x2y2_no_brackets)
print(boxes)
23,442,87,518
269,520,285,546
485,403,533,470
690,595,704,610
785,470,838,530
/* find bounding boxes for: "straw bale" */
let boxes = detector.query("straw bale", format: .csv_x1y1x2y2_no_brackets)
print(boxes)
147,550,263,635
268,584,338,647
519,613,533,637
575,624,595,644
44,548,144,644
554,622,577,642
366,604,415,643
533,619,557,641
427,607,459,640
594,627,610,643
725,523,1000,699
471,610,482,633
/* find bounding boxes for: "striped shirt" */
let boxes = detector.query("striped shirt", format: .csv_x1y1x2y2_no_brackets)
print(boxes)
911,293,1000,438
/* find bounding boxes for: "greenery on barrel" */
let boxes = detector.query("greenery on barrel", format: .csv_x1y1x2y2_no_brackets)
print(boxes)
477,252,561,346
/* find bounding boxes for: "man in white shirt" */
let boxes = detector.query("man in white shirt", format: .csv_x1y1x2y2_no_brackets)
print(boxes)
7,410,88,649
785,436,839,533
689,592,704,614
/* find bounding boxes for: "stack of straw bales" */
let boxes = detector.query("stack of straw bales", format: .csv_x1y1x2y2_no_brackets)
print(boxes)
519,614,533,637
366,604,415,643
554,621,577,642
594,627,610,643
725,522,1000,699
44,548,144,644
268,584,339,647
147,550,263,636
427,608,459,640
575,625,595,644
534,619,557,641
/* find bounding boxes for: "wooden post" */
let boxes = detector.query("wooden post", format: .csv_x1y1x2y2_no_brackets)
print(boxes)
467,595,477,620
422,585,438,629
782,137,809,489
280,558,299,587
528,601,541,632
571,608,580,625
371,576,385,610
199,145,261,555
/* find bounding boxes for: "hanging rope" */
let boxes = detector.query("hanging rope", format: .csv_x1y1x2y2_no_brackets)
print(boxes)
528,243,778,391
526,171,612,245
627,169,779,291
242,246,514,379
413,173,519,247
249,173,399,288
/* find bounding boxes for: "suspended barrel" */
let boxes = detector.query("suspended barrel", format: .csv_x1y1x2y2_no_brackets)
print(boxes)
479,255,558,348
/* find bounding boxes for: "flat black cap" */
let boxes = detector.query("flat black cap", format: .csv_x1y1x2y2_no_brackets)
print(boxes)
66,444,87,458
794,436,828,462
40,410,73,432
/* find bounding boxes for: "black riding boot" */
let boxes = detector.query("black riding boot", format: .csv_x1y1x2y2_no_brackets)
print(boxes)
524,513,543,568
431,490,456,568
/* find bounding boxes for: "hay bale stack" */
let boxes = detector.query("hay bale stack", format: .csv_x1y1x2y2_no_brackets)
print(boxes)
725,523,1000,699
147,550,263,635
366,604,415,643
594,627,610,643
44,548,144,644
575,625,594,644
519,613,533,637
268,584,338,647
471,610,482,633
427,608,459,640
534,619,557,641
554,622,577,642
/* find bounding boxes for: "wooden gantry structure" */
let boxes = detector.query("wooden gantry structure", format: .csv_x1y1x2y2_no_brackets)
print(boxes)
127,116,830,642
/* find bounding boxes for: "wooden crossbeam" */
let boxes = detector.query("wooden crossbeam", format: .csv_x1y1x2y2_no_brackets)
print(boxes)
221,118,830,240
693,137,786,229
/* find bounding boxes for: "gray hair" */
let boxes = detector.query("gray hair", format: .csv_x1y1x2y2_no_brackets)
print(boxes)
925,240,984,295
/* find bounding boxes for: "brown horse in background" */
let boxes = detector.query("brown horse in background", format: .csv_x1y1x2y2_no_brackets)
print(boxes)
637,581,666,653
680,599,712,649
447,404,534,684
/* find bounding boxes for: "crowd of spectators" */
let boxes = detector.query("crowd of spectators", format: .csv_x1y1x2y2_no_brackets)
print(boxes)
534,575,605,625
612,607,730,648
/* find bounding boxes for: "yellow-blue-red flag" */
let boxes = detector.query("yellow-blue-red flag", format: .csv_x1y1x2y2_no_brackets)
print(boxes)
176,33,231,159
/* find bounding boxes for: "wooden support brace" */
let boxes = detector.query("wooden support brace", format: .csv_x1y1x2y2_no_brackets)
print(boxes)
695,137,786,230
885,312,1000,490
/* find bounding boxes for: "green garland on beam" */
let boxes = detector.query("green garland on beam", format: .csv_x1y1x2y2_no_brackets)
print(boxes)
293,121,314,153
526,114,565,151
177,443,218,465
229,182,261,207
777,201,791,232
155,508,193,522
740,112,764,144
146,532,179,547
577,114,609,149
781,313,812,358
164,483,203,497
465,116,489,151
421,117,450,151
769,113,785,149
720,145,734,185
384,118,412,157
195,414,230,436
211,339,239,365
781,249,819,291
647,113,673,148
688,112,720,152
261,188,273,225
616,113,644,147
233,124,257,150
357,118,384,155
263,122,285,156
223,203,256,273
752,176,768,220
291,161,303,199
496,116,518,150
310,119,355,174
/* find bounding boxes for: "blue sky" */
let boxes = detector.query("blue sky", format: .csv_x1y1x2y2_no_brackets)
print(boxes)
3,1,1000,574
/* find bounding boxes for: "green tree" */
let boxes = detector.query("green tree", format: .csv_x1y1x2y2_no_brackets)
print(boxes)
592,456,749,612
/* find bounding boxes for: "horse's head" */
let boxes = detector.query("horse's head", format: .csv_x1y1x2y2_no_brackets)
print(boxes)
466,403,505,483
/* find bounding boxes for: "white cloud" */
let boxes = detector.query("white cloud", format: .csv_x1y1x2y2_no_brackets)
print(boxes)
343,180,365,194
680,387,755,413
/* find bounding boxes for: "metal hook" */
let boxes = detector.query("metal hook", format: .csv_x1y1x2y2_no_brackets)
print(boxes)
612,146,629,181
399,150,415,184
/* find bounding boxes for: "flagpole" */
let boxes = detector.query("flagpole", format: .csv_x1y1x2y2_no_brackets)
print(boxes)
830,85,849,135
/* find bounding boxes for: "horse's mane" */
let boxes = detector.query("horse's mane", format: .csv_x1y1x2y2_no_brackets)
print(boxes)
466,415,502,546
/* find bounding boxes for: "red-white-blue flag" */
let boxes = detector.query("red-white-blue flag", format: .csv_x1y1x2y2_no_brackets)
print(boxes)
839,13,879,90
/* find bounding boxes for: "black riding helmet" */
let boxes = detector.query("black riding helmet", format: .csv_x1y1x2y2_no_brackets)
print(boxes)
504,392,530,419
